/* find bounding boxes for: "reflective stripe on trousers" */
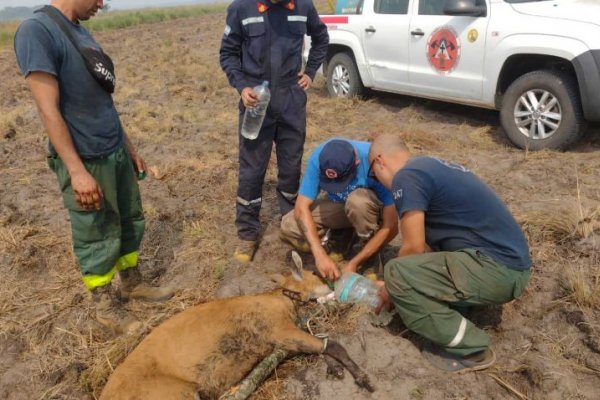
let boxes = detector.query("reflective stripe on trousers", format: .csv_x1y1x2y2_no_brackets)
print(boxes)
278,190,298,201
82,251,139,290
236,196,263,207
447,317,468,347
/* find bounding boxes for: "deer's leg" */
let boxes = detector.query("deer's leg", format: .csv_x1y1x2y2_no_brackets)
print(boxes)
324,340,374,392
323,355,345,380
274,328,374,392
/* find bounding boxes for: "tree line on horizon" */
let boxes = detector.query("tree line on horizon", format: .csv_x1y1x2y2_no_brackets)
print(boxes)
0,7,38,22
0,2,114,22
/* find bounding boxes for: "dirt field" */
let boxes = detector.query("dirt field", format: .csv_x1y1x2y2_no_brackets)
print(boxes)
1,11,600,400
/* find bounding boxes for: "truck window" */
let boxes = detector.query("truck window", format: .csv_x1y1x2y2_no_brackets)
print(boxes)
418,0,486,15
336,0,364,15
374,0,409,14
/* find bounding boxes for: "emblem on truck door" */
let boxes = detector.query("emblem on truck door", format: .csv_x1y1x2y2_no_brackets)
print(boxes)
467,29,478,43
427,26,461,74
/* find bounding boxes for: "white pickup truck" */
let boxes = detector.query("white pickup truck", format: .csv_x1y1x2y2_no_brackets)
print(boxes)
314,0,600,150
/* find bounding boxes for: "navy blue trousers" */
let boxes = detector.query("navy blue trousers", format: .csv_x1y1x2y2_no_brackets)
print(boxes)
236,84,307,241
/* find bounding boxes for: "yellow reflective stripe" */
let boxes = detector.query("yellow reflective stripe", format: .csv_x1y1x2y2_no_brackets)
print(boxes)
116,251,139,271
82,267,117,290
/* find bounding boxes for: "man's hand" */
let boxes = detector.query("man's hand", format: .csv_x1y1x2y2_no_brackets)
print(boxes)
374,281,392,315
241,87,258,108
342,261,359,275
129,149,147,176
124,134,147,177
298,72,312,90
71,169,103,210
316,253,340,281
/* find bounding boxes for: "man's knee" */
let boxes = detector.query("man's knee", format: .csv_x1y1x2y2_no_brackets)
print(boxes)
383,257,415,297
345,189,381,236
345,188,375,212
280,210,302,241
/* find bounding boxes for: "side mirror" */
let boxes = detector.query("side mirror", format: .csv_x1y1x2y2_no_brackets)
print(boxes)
444,0,487,17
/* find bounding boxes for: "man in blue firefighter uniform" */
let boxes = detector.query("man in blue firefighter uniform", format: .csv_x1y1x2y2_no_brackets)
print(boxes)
220,0,329,263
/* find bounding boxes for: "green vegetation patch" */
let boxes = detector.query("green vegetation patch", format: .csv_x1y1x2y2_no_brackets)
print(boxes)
84,4,227,32
0,3,227,47
0,22,17,47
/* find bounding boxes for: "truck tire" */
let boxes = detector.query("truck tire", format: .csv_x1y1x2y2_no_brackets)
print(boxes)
326,53,364,98
500,70,586,150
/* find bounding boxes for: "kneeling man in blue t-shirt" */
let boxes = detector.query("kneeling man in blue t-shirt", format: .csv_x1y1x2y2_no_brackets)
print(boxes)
368,134,532,372
280,138,398,281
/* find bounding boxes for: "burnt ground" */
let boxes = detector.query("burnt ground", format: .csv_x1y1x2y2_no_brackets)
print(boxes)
1,11,600,400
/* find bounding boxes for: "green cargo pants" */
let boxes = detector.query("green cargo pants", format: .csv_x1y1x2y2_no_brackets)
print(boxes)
48,146,145,290
384,249,530,356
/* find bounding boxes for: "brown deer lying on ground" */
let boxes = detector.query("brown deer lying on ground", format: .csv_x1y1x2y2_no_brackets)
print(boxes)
100,260,374,399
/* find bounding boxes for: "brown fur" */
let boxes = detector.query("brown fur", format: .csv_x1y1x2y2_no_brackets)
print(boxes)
100,270,372,399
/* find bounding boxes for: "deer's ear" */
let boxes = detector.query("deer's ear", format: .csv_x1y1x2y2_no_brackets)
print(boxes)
290,251,304,282
269,273,286,286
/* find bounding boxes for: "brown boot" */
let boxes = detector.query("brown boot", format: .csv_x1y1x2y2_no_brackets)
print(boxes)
233,240,257,264
92,285,142,335
118,267,174,302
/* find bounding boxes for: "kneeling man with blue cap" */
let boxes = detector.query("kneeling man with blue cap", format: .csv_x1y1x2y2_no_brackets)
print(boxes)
280,138,398,280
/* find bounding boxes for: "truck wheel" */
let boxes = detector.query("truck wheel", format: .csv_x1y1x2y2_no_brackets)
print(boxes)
326,53,364,98
500,70,586,150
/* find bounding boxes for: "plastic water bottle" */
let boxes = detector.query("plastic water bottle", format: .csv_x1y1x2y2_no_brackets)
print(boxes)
334,272,382,311
241,81,271,140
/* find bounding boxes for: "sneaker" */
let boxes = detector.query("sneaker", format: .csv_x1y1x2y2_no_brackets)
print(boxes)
460,348,496,372
422,343,496,372
118,267,174,302
92,285,142,335
233,240,257,264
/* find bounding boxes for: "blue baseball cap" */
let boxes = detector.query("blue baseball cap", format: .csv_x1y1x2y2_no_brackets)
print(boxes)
319,140,357,192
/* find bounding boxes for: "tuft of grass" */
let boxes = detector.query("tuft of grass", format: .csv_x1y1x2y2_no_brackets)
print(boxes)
564,254,600,310
409,386,426,400
213,263,226,281
183,220,205,238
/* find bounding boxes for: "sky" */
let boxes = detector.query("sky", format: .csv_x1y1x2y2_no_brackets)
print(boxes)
0,0,225,11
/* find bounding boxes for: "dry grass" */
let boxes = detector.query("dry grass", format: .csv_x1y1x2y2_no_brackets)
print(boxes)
564,254,600,310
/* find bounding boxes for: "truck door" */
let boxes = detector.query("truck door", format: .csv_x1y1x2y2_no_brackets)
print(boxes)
408,0,489,100
362,0,411,91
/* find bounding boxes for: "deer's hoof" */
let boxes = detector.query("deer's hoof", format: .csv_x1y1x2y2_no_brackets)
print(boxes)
355,374,375,392
326,364,344,380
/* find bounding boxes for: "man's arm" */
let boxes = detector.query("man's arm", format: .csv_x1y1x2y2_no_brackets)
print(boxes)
26,71,103,210
294,195,340,280
303,1,329,82
398,210,432,256
343,205,399,274
219,5,257,107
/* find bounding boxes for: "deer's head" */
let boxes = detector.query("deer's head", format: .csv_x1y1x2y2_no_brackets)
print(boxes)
270,252,333,302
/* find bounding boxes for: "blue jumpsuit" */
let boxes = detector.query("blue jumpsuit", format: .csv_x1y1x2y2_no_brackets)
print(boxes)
220,0,329,241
